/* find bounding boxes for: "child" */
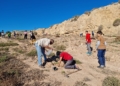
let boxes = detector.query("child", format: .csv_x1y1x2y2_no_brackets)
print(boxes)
85,31,92,55
96,31,106,68
56,51,80,70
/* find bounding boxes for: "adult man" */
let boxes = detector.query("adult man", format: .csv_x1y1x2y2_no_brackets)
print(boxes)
35,38,54,68
56,51,80,69
85,31,91,55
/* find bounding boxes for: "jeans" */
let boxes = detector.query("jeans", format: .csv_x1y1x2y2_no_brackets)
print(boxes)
35,43,47,66
87,43,91,54
64,59,75,69
97,49,106,66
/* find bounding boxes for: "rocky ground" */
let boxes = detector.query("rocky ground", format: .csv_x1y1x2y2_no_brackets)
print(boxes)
0,34,120,86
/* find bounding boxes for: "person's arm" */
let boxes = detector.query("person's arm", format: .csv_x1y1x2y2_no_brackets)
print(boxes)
96,37,100,49
58,57,62,67
96,41,100,49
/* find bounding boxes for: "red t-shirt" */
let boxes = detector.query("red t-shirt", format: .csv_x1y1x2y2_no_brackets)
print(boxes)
60,52,73,60
86,33,91,43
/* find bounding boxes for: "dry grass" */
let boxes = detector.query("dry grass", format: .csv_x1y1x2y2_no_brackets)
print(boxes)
13,48,26,54
0,47,9,51
0,42,19,47
26,50,37,57
74,81,88,86
54,45,66,51
102,76,120,86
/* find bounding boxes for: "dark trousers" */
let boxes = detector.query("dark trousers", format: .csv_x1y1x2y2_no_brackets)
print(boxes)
97,49,106,66
64,59,75,69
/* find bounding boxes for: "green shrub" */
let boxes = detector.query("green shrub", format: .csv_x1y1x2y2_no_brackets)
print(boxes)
55,45,66,51
0,43,19,47
113,19,120,26
102,76,120,86
27,50,37,56
0,56,8,63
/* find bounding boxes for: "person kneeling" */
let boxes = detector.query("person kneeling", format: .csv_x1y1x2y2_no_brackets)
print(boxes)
56,51,79,70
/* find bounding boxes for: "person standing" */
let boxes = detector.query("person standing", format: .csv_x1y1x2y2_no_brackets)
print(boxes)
8,32,11,39
92,31,94,38
85,31,91,55
96,31,106,68
35,38,54,68
24,30,27,39
14,31,16,38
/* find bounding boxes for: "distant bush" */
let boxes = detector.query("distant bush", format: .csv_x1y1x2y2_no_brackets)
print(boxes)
56,34,60,37
0,42,19,47
98,25,103,31
84,11,91,16
113,19,120,26
115,36,120,42
34,32,37,35
71,15,79,22
102,76,120,86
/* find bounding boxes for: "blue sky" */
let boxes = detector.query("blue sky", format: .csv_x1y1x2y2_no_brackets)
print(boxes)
0,0,118,32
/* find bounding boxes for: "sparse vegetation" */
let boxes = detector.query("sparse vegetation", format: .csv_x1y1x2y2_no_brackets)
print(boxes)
115,36,120,42
34,31,37,35
113,19,120,26
75,59,82,64
61,71,66,74
27,50,37,56
56,34,60,37
55,45,66,51
0,42,19,47
0,56,9,63
13,48,26,54
0,47,9,51
74,81,88,86
84,11,91,16
71,15,79,22
98,25,103,31
102,76,120,86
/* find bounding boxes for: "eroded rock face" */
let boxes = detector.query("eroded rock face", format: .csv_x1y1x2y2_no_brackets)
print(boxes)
36,3,120,36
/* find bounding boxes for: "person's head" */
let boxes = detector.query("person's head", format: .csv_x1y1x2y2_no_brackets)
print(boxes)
85,31,88,34
56,51,61,58
50,39,54,45
97,31,103,36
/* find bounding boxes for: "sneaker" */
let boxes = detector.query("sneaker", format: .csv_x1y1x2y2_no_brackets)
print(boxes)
97,65,105,69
